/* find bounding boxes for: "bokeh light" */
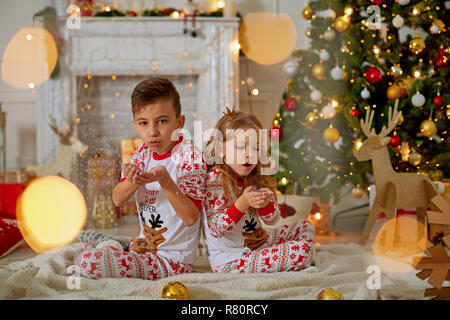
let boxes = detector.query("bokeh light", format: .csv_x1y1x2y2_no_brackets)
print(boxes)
373,216,427,273
16,176,87,253
239,13,297,65
1,27,57,90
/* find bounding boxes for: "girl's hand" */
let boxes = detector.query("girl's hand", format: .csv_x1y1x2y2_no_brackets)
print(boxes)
256,188,275,209
242,186,267,209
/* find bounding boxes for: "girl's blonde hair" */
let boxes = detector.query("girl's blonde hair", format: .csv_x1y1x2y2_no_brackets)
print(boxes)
204,107,277,201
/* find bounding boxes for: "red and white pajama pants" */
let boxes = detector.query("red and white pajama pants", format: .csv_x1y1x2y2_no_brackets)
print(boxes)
212,220,316,274
76,239,193,280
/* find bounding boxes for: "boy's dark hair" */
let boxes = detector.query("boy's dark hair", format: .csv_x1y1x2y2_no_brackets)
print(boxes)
131,77,181,117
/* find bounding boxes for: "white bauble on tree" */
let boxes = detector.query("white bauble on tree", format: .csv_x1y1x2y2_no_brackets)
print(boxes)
392,15,404,29
310,89,323,102
446,1,450,10
319,50,330,61
323,28,336,41
321,104,336,118
411,92,425,107
361,87,370,99
283,60,298,76
331,66,344,80
398,0,410,5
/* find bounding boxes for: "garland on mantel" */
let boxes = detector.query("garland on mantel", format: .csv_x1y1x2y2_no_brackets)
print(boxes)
94,7,242,18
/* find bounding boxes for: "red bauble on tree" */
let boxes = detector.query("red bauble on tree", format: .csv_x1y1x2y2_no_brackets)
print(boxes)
365,66,382,84
371,0,384,6
284,97,298,111
436,48,448,69
349,108,360,117
270,126,283,141
389,135,401,148
433,95,443,107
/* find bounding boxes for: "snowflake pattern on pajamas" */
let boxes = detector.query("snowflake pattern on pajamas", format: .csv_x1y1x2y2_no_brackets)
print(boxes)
76,239,193,280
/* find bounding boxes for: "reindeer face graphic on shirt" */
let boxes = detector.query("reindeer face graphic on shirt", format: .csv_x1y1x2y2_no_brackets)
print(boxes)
242,211,268,250
133,204,168,254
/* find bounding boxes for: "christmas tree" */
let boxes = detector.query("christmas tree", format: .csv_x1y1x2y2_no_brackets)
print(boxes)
272,0,449,204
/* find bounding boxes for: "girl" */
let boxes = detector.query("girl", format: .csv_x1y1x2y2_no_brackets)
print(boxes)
202,108,316,274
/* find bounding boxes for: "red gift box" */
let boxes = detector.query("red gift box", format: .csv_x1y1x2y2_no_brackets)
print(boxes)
0,217,23,258
0,183,27,219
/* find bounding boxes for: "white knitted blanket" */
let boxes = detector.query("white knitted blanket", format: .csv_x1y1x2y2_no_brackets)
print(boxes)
0,241,433,300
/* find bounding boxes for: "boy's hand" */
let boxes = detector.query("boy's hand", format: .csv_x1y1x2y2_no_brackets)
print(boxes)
122,164,143,183
148,166,171,185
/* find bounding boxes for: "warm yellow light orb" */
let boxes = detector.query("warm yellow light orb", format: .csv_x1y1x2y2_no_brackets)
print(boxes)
16,176,87,253
1,27,58,90
373,216,427,273
239,13,297,65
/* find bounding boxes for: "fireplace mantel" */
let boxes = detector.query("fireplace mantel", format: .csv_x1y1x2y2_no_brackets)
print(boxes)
36,17,240,163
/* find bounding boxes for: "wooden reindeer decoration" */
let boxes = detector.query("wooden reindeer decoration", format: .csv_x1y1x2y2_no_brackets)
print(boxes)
26,116,88,179
133,213,168,254
354,100,438,246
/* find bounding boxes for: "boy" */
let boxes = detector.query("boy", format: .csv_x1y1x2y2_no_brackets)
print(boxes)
76,78,207,280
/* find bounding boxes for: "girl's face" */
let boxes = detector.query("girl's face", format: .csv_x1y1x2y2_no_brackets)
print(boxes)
223,127,259,178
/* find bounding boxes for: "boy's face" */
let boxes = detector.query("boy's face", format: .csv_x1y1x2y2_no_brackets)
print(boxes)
133,99,185,155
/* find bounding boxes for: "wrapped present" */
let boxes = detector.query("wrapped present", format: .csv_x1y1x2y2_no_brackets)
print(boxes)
0,171,36,183
0,183,27,219
121,138,142,165
0,217,23,258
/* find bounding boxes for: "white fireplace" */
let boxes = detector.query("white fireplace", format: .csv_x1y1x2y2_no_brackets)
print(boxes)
36,17,240,165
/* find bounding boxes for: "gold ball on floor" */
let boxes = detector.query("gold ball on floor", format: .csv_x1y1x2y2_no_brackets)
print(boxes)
161,281,189,300
316,288,344,300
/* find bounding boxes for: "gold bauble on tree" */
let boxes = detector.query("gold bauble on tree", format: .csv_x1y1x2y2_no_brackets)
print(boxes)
334,15,350,32
312,63,326,80
409,37,426,54
323,126,340,143
420,119,438,137
305,112,318,126
302,5,315,20
351,186,365,199
161,281,189,300
408,152,422,166
386,84,405,100
316,288,344,300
